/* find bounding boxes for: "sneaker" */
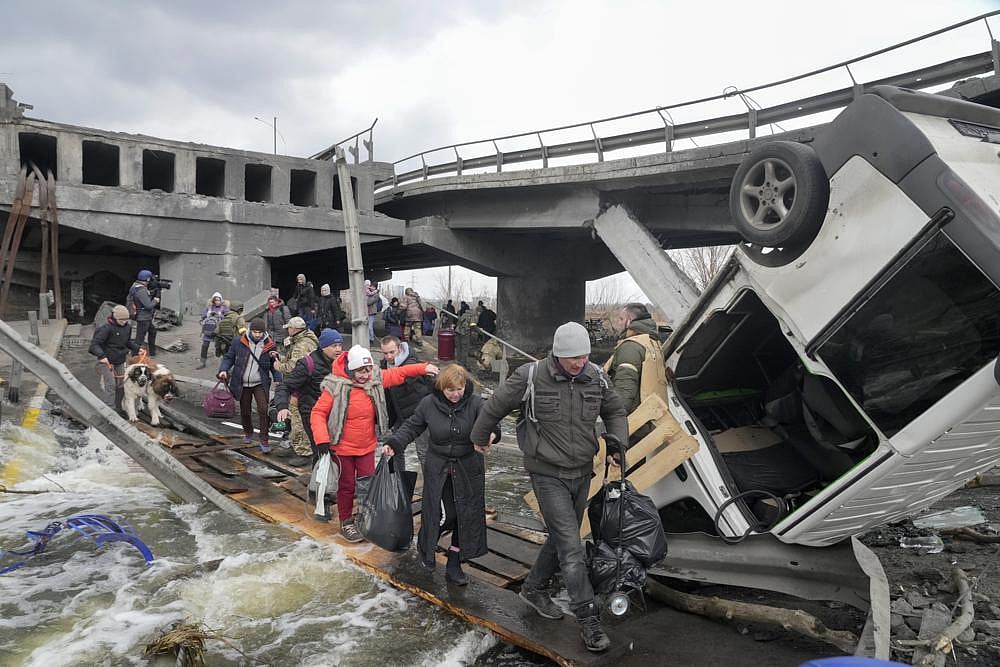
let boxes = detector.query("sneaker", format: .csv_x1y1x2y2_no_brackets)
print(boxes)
579,614,611,652
519,588,564,620
241,436,254,445
340,521,364,543
259,441,271,454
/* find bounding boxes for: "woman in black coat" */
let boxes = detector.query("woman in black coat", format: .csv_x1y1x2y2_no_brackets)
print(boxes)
382,364,498,584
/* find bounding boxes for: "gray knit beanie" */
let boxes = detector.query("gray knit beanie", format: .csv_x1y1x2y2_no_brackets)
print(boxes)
551,322,591,357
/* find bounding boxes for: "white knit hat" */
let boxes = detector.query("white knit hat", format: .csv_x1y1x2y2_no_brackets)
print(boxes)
346,345,374,371
551,322,591,357
320,283,331,296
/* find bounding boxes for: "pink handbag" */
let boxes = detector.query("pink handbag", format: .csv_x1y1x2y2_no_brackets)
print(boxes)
203,380,236,418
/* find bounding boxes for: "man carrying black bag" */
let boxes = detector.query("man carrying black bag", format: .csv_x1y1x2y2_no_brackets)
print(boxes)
471,322,628,654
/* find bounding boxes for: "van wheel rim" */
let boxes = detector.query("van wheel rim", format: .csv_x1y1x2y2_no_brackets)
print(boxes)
739,157,797,231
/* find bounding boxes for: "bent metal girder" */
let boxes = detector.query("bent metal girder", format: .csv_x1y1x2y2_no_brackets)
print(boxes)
0,165,63,318
0,318,244,515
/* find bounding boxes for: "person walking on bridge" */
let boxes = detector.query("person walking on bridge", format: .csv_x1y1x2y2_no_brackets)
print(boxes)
273,316,319,466
379,335,433,465
89,304,140,412
382,364,498,584
273,328,344,463
401,288,425,348
291,274,319,332
310,345,438,542
471,322,628,653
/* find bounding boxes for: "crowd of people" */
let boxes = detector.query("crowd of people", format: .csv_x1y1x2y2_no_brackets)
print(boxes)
90,269,654,654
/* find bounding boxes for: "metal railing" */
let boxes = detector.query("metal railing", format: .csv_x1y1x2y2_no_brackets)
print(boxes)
310,117,378,163
380,11,1000,191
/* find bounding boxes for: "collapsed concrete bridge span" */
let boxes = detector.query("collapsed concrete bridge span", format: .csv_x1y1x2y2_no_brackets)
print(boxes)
0,84,402,319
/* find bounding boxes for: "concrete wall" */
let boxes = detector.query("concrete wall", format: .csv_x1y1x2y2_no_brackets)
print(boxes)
160,252,270,317
0,118,385,213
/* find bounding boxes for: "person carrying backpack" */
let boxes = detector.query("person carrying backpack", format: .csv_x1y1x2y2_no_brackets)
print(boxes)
215,301,246,358
265,295,293,345
129,269,159,356
198,292,228,369
470,322,628,654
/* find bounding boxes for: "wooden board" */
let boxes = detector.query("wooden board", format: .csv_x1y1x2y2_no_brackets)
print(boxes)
156,423,623,665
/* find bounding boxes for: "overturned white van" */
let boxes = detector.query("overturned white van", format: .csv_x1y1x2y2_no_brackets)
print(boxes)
651,85,1000,547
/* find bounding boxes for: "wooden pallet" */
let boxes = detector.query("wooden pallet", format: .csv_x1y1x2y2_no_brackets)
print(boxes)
136,423,625,665
524,392,699,536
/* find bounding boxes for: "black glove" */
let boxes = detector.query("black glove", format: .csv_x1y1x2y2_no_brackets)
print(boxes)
385,439,404,456
604,433,624,464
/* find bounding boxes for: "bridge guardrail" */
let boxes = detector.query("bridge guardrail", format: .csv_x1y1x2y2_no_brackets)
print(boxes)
378,11,1000,192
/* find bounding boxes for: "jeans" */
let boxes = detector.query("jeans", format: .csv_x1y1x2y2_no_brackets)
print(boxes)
523,473,594,615
200,339,212,361
367,314,376,342
96,361,125,411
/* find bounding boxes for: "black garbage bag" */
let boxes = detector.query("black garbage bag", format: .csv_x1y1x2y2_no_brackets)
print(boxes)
356,456,417,552
586,540,646,594
587,479,667,568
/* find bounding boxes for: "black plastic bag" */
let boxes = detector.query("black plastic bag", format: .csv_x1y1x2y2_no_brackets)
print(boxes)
356,455,417,552
586,540,646,594
587,478,667,568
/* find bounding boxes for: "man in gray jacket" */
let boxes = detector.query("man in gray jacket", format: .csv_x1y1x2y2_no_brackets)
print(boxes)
471,321,627,653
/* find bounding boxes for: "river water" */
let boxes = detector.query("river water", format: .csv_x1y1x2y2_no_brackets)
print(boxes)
0,412,543,666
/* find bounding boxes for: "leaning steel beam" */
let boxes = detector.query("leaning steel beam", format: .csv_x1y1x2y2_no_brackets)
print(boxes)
649,532,874,610
0,318,244,516
592,204,701,324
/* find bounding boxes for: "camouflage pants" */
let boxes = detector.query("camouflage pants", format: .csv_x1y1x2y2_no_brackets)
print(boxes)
288,396,311,456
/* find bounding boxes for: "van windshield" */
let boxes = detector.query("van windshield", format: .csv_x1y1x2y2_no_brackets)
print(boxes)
818,231,1000,437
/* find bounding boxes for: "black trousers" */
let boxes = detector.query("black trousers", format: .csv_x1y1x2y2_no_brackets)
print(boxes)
135,319,157,355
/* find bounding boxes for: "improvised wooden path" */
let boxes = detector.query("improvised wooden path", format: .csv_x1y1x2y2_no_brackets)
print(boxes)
134,421,642,666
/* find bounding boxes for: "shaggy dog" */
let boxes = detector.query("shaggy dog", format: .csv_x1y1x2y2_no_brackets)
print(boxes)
122,356,179,426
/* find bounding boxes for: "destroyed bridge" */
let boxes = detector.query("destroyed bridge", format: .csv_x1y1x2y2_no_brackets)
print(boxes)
1,12,1000,349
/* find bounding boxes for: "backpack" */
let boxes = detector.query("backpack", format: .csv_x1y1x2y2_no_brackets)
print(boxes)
217,312,239,339
201,311,222,337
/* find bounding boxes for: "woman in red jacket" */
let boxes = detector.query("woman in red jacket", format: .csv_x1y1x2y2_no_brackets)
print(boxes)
311,344,438,542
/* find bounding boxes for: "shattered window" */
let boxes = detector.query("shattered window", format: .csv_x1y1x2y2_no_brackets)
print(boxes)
818,231,1000,437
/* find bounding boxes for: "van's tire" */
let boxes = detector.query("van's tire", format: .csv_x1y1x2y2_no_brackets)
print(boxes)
729,141,829,253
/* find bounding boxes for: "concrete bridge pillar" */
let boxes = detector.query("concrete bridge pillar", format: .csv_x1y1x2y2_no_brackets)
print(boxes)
496,276,585,354
159,252,271,318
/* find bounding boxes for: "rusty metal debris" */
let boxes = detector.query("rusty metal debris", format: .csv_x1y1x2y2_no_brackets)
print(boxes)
0,164,62,318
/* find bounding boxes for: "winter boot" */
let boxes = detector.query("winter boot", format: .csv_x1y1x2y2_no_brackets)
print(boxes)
445,546,467,585
197,357,207,369
577,604,611,652
519,587,564,620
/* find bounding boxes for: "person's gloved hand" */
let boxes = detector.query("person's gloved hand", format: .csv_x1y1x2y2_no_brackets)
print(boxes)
604,433,625,467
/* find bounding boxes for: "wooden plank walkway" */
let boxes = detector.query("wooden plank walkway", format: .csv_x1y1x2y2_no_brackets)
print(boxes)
137,425,632,666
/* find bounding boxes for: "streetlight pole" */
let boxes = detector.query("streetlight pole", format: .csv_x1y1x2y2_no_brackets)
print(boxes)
253,115,282,155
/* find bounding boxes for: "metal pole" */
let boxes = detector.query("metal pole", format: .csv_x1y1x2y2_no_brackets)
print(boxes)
335,146,369,346
0,318,243,514
273,116,277,155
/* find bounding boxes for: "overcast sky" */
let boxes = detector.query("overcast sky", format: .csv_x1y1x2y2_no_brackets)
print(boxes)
2,1,997,302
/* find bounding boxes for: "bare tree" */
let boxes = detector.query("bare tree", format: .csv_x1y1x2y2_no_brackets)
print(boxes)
669,246,734,291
